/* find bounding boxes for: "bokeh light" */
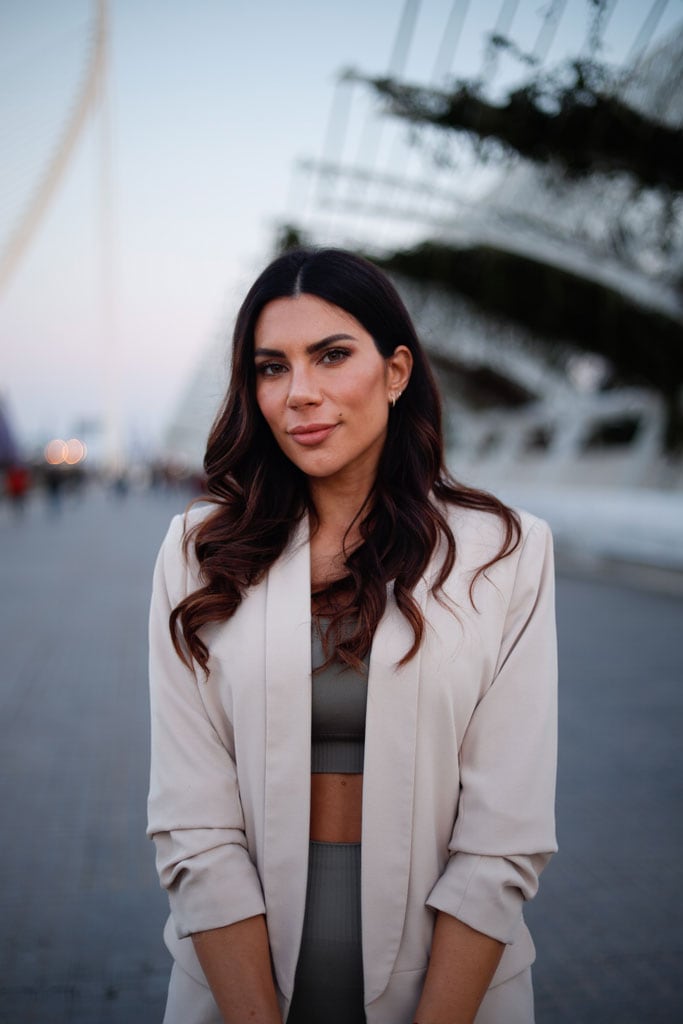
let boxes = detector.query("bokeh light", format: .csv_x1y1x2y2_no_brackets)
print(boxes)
44,439,68,464
64,438,87,465
44,437,87,465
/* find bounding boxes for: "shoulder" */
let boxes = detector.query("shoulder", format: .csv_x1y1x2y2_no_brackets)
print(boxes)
155,501,217,600
439,500,551,572
162,500,216,544
433,501,555,626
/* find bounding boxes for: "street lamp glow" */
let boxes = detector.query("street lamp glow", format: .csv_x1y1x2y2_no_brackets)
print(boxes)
45,439,67,465
64,438,87,465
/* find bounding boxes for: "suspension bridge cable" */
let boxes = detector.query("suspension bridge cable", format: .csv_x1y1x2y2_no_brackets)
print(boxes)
384,0,473,235
0,0,106,294
320,77,355,169
352,0,421,170
387,0,422,75
480,0,520,85
303,74,356,217
431,0,471,82
626,0,670,67
295,0,422,229
530,0,568,65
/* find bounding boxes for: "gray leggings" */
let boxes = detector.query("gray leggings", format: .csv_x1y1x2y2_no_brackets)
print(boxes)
287,841,365,1023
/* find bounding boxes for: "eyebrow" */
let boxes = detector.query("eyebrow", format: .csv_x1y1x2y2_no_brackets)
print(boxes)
254,333,356,358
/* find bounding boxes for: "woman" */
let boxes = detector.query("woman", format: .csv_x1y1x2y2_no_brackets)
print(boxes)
147,247,557,1024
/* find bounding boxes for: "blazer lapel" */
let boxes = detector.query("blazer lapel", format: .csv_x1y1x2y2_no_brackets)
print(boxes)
361,574,430,1006
262,517,312,1001
260,524,433,1007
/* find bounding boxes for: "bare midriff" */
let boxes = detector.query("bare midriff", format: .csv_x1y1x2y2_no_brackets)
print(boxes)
310,772,363,843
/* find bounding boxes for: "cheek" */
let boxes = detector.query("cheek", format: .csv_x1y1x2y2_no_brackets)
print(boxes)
366,384,391,428
341,365,388,409
255,386,276,425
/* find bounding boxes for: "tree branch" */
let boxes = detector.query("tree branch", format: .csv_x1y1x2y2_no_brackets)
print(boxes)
356,67,683,192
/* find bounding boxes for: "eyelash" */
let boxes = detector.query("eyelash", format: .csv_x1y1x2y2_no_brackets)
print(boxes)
256,361,286,377
321,346,351,364
256,347,351,377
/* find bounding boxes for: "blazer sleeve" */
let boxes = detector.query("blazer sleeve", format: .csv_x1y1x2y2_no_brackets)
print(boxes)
426,517,558,944
146,514,266,938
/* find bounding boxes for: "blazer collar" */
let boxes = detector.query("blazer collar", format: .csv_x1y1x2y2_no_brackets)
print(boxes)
262,516,312,999
261,515,431,1006
362,573,429,1005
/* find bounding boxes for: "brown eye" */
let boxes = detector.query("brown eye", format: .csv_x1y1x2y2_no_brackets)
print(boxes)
256,362,287,377
320,348,350,365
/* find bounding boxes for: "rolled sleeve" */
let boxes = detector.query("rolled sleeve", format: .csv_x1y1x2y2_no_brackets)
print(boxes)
427,518,558,943
147,515,266,937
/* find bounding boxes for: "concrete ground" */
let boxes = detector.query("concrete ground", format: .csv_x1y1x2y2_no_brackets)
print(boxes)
0,486,681,1023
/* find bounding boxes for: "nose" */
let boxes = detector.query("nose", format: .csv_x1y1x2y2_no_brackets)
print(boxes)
286,365,322,409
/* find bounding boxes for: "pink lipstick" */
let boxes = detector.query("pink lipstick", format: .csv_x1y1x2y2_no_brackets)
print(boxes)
288,423,338,446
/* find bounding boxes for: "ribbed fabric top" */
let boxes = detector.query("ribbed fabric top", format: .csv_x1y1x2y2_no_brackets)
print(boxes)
311,619,368,773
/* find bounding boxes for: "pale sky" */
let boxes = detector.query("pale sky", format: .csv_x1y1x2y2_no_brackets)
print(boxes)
1,0,681,460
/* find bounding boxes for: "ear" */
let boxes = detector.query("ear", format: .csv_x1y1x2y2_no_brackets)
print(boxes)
386,345,413,395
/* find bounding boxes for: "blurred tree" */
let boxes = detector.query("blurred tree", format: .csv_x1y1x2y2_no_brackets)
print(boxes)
352,60,683,191
275,223,310,254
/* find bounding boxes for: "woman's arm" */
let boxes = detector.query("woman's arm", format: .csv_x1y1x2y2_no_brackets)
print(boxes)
427,519,558,943
413,912,504,1024
422,518,557,1018
148,514,278,1019
148,515,266,935
191,915,283,1024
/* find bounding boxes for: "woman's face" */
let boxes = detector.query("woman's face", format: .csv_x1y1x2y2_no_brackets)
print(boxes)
254,294,411,491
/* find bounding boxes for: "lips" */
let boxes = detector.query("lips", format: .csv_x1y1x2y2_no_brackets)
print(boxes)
288,423,338,446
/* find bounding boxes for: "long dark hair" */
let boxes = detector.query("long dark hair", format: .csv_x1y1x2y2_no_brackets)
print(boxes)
171,247,520,674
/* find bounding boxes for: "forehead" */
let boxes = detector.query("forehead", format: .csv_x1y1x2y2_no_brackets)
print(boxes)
254,294,365,348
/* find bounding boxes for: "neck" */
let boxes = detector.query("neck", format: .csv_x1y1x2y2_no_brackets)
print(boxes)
308,476,374,538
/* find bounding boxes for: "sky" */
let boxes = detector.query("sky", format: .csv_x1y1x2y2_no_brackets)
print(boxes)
1,0,682,463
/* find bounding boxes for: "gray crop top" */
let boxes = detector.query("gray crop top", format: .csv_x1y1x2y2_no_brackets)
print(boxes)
311,619,368,773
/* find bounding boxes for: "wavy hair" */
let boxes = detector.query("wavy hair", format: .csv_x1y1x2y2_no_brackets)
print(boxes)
171,247,520,674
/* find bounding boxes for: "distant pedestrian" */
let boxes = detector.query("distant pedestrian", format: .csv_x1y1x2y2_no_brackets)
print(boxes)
44,465,65,514
148,248,558,1024
112,472,129,498
5,464,30,517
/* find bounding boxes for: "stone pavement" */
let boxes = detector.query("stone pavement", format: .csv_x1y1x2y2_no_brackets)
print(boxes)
525,574,683,1023
0,486,182,1024
1,487,681,1023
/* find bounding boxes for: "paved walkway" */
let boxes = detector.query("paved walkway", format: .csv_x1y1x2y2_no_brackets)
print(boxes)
0,487,182,1023
0,487,681,1022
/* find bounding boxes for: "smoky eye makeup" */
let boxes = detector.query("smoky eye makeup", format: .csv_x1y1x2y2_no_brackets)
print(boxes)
255,359,288,376
319,346,352,364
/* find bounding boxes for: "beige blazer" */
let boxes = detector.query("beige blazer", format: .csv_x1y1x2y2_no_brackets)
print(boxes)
147,502,557,1024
